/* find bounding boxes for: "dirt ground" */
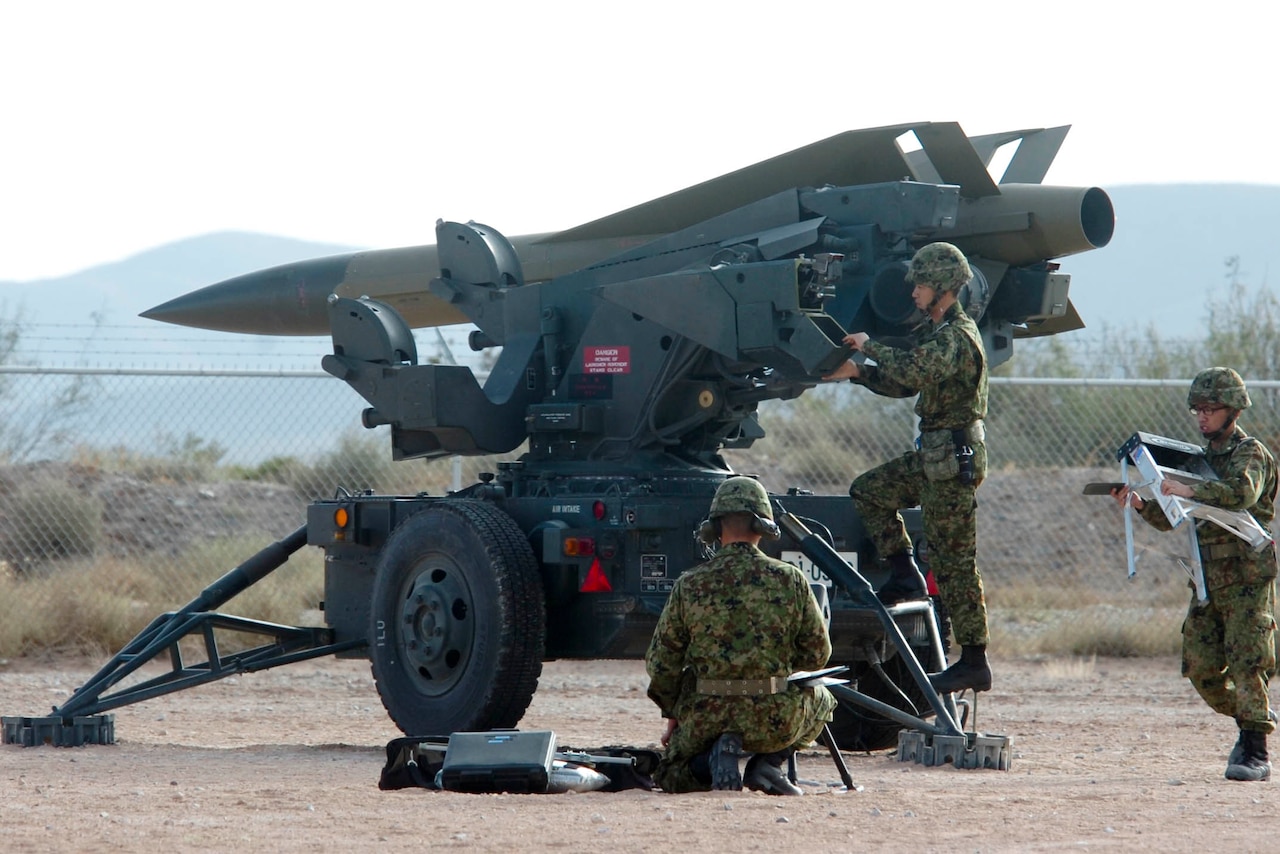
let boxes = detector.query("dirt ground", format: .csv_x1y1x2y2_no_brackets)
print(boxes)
1,654,1276,853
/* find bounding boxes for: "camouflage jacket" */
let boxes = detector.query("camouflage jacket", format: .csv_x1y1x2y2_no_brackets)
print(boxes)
855,302,988,432
1139,425,1278,586
645,541,832,718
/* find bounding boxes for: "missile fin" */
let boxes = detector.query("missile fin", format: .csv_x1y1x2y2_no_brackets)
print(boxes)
547,122,929,244
910,122,1002,199
999,125,1071,185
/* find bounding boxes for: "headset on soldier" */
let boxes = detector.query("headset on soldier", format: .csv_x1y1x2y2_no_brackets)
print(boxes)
696,476,781,545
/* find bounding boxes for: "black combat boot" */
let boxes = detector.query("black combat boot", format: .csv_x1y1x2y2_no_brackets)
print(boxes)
743,750,803,796
876,551,927,605
689,751,712,785
1229,711,1277,767
1225,729,1271,782
930,644,993,694
709,732,745,790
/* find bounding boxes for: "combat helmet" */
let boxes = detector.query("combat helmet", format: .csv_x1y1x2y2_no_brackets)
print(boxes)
905,242,972,293
1188,367,1251,411
709,476,773,520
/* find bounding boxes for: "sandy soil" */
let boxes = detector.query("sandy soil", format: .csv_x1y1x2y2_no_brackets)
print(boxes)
1,655,1276,853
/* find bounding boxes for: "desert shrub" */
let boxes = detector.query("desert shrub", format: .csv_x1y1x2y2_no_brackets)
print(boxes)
2,480,104,571
0,567,25,655
989,605,1182,658
284,430,397,498
154,433,228,481
0,555,151,657
71,432,229,484
238,455,310,486
0,538,325,658
278,430,453,498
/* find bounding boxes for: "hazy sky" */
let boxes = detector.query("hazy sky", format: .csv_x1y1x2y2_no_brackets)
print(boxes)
3,1,1276,282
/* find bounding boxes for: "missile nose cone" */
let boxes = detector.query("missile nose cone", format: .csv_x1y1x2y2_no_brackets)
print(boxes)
139,288,230,329
141,255,353,336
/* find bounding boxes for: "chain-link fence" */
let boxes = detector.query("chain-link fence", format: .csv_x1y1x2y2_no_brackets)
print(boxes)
1,367,1277,659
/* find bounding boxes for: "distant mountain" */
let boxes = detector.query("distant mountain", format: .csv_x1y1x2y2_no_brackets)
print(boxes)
1,184,1278,368
4,231,360,319
0,232,362,369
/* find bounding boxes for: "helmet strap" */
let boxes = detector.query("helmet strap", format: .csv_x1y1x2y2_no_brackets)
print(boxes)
1202,410,1241,443
926,288,955,320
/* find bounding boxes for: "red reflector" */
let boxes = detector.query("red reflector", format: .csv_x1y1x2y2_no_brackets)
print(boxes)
564,537,595,557
592,500,606,520
580,558,612,592
925,569,939,596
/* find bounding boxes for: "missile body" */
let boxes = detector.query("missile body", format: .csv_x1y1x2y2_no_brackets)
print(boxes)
142,121,1112,337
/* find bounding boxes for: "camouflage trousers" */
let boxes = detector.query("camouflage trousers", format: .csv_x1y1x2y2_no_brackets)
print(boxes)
851,446,990,647
653,685,836,793
1182,578,1277,733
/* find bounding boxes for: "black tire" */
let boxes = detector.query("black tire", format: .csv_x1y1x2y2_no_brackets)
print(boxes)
368,500,546,735
826,650,938,753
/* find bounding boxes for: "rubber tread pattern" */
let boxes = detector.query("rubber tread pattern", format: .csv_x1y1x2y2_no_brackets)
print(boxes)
370,500,546,735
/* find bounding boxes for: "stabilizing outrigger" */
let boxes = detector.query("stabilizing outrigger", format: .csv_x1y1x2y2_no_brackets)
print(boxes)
3,527,364,747
776,508,1012,770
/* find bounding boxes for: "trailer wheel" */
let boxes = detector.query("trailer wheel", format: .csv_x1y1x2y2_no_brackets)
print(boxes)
368,500,545,735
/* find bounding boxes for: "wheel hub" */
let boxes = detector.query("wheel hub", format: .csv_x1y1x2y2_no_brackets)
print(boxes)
397,565,473,694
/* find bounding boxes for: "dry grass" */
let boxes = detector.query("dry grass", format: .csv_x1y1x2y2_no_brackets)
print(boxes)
984,574,1188,658
991,606,1183,658
1038,653,1099,679
0,469,1198,663
0,539,324,659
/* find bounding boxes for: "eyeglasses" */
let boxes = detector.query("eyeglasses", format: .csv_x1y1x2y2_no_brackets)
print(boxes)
1189,405,1227,417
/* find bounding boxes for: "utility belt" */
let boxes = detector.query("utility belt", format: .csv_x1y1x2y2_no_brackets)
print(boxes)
916,420,985,485
697,676,789,696
1199,539,1265,561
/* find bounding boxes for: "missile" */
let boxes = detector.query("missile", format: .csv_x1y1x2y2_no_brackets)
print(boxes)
142,121,1112,336
140,234,654,336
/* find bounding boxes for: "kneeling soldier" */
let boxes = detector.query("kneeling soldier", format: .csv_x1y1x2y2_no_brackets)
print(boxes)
645,476,837,794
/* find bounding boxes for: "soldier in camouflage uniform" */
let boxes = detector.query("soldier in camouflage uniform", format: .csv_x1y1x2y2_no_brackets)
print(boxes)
1113,368,1277,782
825,242,992,695
645,476,837,795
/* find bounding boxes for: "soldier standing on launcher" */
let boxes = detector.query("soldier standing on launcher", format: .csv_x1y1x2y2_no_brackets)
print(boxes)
824,241,992,695
1112,368,1277,782
645,476,837,795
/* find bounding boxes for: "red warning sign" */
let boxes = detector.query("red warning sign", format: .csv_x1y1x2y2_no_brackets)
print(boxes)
584,345,631,375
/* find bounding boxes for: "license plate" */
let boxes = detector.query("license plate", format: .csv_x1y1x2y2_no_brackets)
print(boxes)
781,550,856,588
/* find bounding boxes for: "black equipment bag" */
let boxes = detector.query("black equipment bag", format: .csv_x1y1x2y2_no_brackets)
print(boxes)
378,733,661,793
